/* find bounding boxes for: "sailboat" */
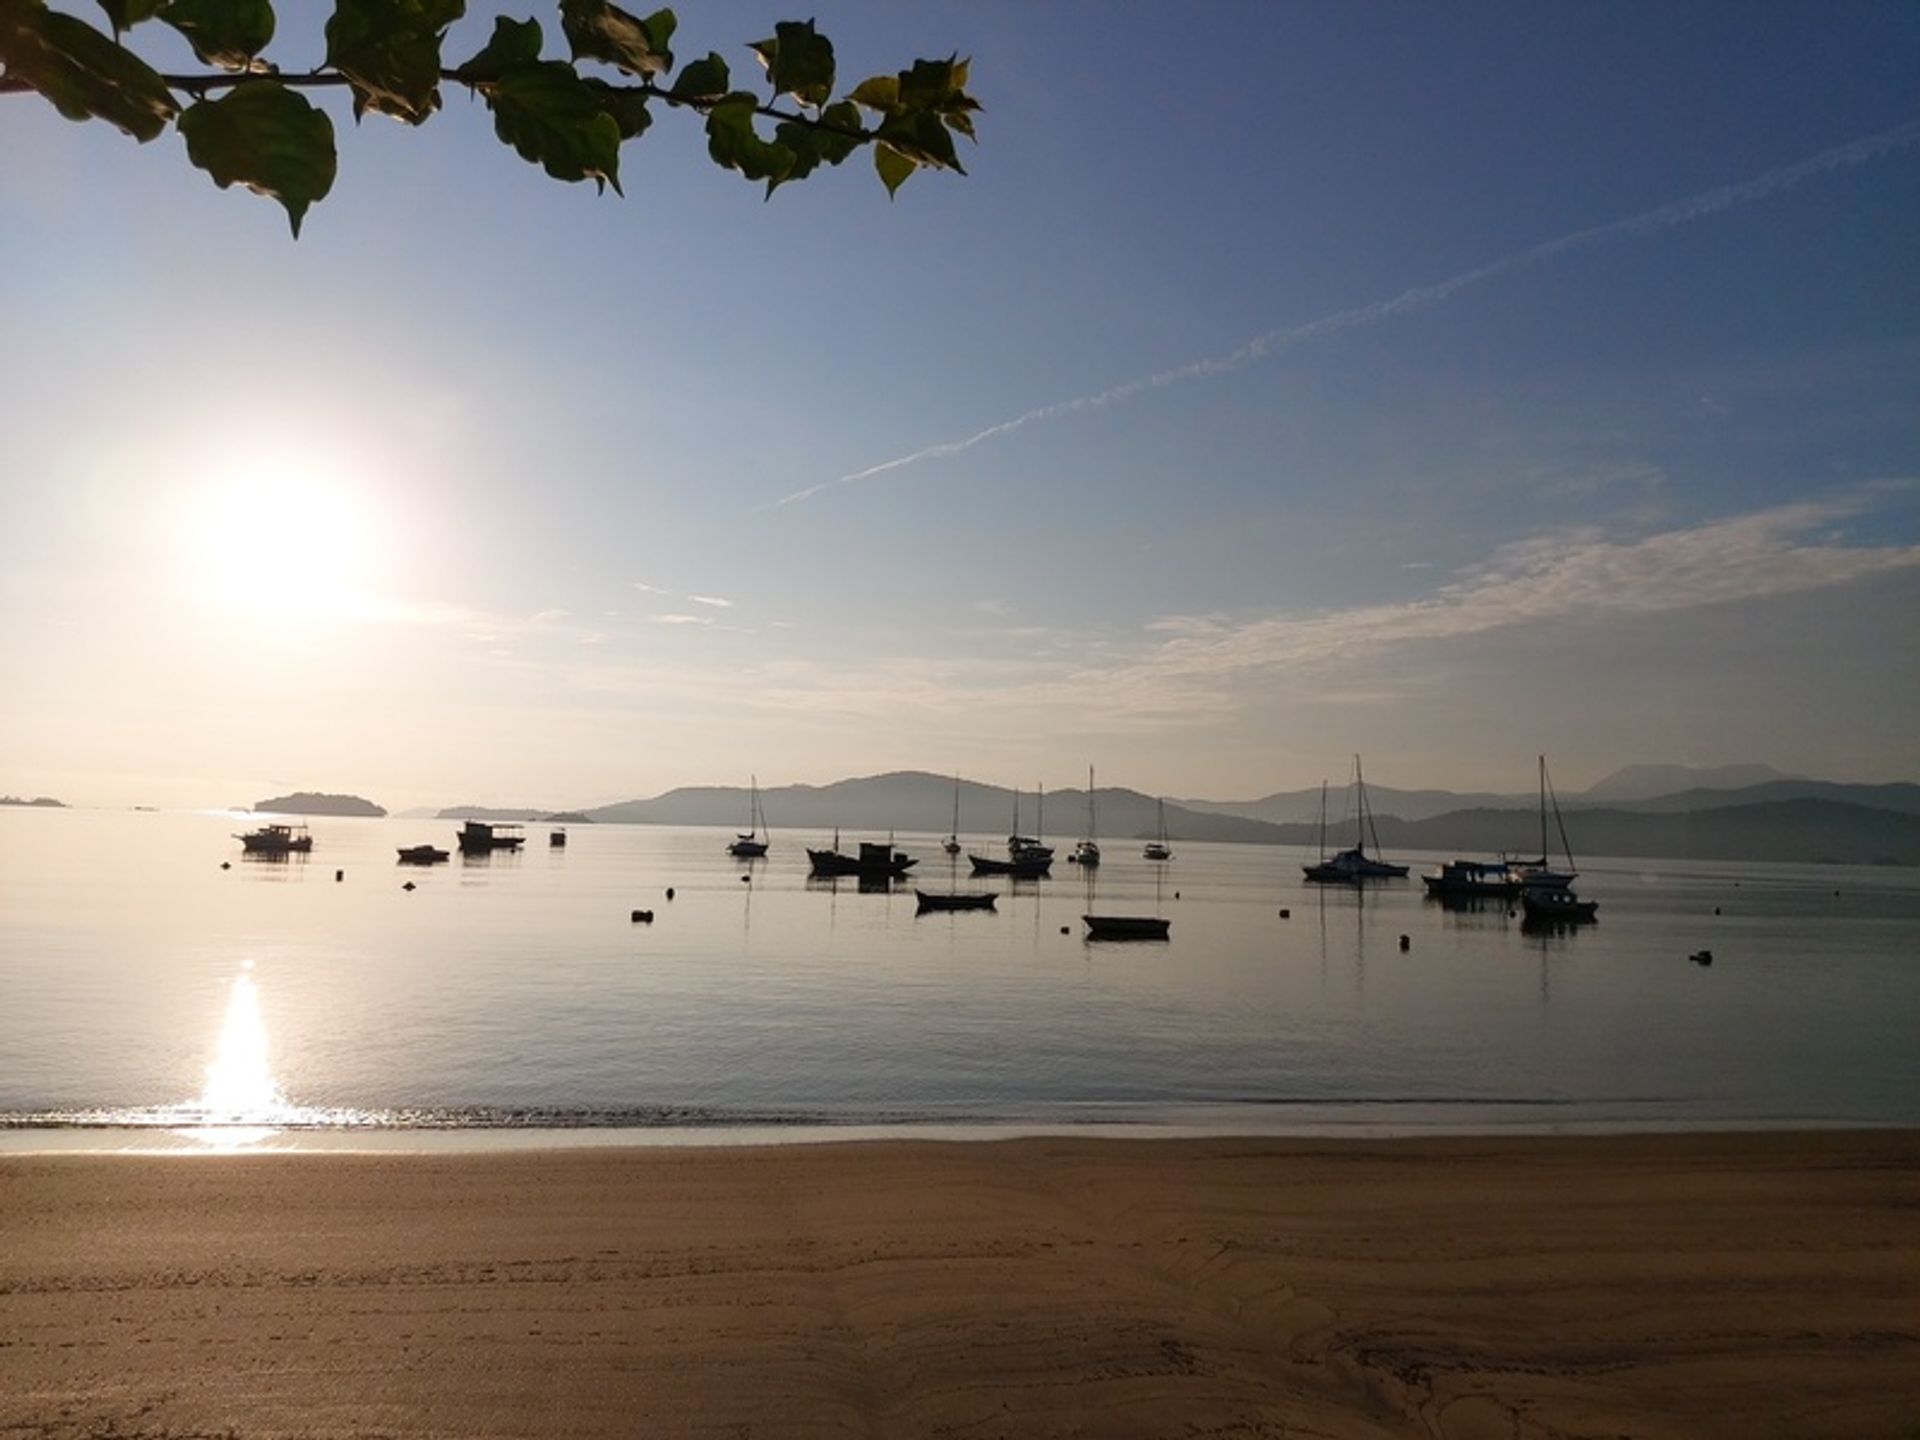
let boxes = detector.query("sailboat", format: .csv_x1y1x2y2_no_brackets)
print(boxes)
1508,755,1577,889
1072,766,1101,867
972,785,1051,876
1302,757,1408,883
943,774,962,855
1142,797,1172,861
726,775,769,858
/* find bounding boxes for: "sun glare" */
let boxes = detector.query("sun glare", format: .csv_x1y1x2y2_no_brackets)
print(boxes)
182,459,388,619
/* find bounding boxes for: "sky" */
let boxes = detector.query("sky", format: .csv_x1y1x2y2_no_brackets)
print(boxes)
2,2,1917,810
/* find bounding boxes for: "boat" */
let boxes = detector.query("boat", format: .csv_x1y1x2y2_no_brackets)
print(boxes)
549,829,567,848
1142,797,1172,861
1422,857,1520,901
807,836,916,878
942,774,963,855
1302,759,1408,883
727,775,770,858
1521,887,1598,924
1070,765,1102,867
914,889,997,913
456,819,525,855
1082,914,1171,941
236,821,311,854
1507,755,1578,890
397,844,450,864
968,851,1051,878
1007,784,1054,862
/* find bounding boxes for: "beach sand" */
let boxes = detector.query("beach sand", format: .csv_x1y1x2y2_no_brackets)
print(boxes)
2,1131,1916,1438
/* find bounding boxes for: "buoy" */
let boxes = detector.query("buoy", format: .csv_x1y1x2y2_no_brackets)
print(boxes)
1398,934,1411,951
666,887,675,901
1174,890,1180,900
1279,907,1290,919
335,869,344,882
402,881,415,892
741,874,750,883
631,909,654,924
1713,906,1721,915
1690,949,1713,966
1059,925,1069,935
220,861,231,870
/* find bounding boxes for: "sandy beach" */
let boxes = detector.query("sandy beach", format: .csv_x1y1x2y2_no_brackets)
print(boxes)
2,1131,1916,1438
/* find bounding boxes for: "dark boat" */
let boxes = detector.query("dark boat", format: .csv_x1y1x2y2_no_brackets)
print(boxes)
969,852,1050,878
727,775,770,858
914,890,997,913
1302,762,1408,883
236,822,312,854
1422,858,1520,900
396,844,450,864
1521,887,1598,924
549,829,567,848
1082,914,1171,941
807,839,916,878
456,820,525,855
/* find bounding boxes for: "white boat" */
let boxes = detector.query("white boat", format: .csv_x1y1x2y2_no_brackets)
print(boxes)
1143,797,1172,861
727,775,769,858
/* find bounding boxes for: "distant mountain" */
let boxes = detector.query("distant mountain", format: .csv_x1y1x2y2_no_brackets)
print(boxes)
0,795,66,808
251,791,385,817
1582,763,1800,803
1596,780,1920,817
1180,784,1527,826
436,805,551,821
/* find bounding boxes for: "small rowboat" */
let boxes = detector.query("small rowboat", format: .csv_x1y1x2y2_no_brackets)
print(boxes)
1082,914,1171,941
914,890,997,913
397,845,450,864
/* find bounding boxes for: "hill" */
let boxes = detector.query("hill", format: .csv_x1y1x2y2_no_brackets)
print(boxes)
0,795,66,808
251,792,386,817
1581,762,1800,802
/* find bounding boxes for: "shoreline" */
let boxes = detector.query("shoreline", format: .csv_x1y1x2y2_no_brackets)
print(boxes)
4,1129,1916,1437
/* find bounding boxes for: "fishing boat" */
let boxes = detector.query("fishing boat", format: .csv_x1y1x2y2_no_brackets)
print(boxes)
807,836,916,879
1142,797,1172,861
397,844,450,864
1303,759,1409,883
727,775,770,858
914,889,997,913
1521,886,1598,924
942,774,962,855
456,820,525,855
1422,857,1520,901
1082,914,1171,941
236,821,312,854
1070,765,1102,867
969,851,1050,878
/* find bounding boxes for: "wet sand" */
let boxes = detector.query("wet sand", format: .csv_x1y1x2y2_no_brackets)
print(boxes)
2,1131,1917,1438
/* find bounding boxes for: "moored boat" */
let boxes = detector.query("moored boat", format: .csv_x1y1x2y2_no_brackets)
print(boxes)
1302,760,1408,883
1082,914,1171,941
969,851,1050,878
236,821,312,854
727,775,770,858
1521,887,1599,924
1423,858,1520,900
914,889,997,913
397,844,450,864
1142,796,1173,861
1069,766,1102,867
456,820,525,855
808,839,916,878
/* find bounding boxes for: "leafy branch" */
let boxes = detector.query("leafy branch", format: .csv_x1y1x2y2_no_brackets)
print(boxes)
0,0,981,235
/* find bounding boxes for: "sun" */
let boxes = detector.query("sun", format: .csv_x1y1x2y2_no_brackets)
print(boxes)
182,458,388,619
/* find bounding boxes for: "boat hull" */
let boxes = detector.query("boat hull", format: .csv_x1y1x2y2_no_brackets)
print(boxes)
969,853,1050,878
1082,915,1171,941
914,890,997,912
396,846,450,864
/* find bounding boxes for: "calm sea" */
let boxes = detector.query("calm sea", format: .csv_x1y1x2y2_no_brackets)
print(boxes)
2,808,1916,1147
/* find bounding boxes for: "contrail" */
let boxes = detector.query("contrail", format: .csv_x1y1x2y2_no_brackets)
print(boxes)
769,120,1920,509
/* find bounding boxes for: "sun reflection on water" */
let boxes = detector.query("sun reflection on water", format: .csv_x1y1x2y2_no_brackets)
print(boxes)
175,961,296,1149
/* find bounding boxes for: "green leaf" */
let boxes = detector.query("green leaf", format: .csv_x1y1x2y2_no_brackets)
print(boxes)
178,79,336,235
486,59,622,192
324,0,465,125
898,55,959,112
159,0,274,70
558,0,670,77
749,18,832,108
584,76,649,138
876,107,961,174
704,91,792,187
95,0,160,34
453,13,539,82
847,73,897,116
810,99,861,164
873,141,912,198
0,0,177,140
668,49,725,101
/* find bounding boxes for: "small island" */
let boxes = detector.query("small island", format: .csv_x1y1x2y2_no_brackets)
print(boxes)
0,795,67,808
251,792,387,818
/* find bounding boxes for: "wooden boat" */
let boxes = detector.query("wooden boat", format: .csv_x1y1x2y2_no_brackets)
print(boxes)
1082,914,1171,941
396,844,450,864
969,851,1050,878
914,889,997,913
727,775,770,858
236,821,312,854
456,820,525,855
1303,761,1408,882
1143,797,1172,861
1521,887,1598,924
807,838,916,878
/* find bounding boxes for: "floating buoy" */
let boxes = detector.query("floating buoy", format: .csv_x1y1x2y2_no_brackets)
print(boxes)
1690,949,1713,966
1173,891,1180,900
1398,934,1411,951
740,874,750,883
1279,907,1290,919
220,861,231,870
1713,906,1721,915
631,909,654,924
1059,925,1070,935
402,881,415,892
335,869,344,882
666,887,675,901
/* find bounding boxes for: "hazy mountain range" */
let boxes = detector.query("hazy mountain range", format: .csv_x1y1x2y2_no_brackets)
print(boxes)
258,764,1920,866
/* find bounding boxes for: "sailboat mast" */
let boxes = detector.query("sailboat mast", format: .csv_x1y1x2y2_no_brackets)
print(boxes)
1539,754,1548,862
1086,765,1096,842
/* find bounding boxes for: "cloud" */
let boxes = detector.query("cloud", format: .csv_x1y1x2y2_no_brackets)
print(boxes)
769,121,1920,509
631,581,666,594
650,613,713,626
687,594,733,609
